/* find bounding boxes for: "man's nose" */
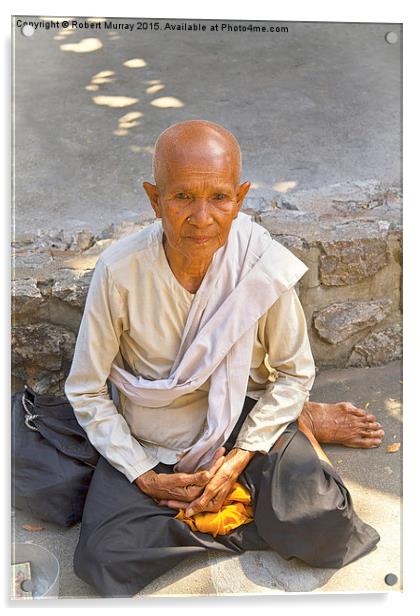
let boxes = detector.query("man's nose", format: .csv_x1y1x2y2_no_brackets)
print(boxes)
188,199,214,226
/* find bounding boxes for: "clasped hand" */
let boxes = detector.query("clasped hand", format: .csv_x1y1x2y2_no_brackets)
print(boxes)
136,446,250,517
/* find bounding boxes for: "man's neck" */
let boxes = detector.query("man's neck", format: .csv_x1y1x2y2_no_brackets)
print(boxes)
163,234,212,292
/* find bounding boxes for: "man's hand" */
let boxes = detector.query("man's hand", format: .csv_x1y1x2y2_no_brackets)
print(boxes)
158,447,256,517
135,447,226,504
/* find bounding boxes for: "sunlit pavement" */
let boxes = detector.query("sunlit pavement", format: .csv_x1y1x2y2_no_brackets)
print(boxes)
12,360,402,597
13,18,401,235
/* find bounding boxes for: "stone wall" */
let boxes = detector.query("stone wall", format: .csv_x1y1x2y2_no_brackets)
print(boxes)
12,182,402,395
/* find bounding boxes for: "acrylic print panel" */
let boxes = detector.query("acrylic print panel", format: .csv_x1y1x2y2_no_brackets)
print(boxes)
11,15,402,599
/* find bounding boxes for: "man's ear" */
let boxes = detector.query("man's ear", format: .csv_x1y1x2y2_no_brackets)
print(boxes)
143,181,161,218
235,181,252,215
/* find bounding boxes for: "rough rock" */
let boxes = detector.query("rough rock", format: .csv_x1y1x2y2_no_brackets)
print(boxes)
13,228,97,255
258,210,319,236
12,323,76,393
98,218,154,241
319,238,389,286
267,180,402,224
313,299,392,344
12,323,75,366
12,278,44,320
51,270,93,308
348,323,402,367
68,230,96,252
260,214,397,288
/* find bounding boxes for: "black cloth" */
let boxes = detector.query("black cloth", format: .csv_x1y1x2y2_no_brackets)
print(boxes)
73,397,380,597
11,386,99,527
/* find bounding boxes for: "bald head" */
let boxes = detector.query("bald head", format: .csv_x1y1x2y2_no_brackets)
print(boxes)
152,120,242,188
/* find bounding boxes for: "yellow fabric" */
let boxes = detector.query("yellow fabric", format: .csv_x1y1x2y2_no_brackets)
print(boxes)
174,482,254,537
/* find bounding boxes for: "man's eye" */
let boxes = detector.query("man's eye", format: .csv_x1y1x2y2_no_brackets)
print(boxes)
214,194,226,200
175,193,189,200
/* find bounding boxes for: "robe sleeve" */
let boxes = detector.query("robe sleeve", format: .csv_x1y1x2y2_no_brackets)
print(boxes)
233,286,315,454
64,256,160,482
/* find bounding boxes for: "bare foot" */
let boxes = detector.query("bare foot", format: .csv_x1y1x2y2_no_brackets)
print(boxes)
299,401,385,448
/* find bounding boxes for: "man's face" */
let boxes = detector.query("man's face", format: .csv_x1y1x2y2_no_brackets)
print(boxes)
144,154,250,262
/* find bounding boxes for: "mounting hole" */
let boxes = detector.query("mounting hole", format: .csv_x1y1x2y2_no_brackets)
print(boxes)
384,573,398,586
21,24,35,37
385,31,398,44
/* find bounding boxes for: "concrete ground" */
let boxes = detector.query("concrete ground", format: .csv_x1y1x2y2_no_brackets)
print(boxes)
13,17,401,235
12,360,402,598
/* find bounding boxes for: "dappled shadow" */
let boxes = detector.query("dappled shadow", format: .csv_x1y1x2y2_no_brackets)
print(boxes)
146,84,165,94
49,18,187,158
92,95,139,108
60,38,103,53
53,29,75,41
85,70,115,91
123,58,147,67
113,111,143,136
150,96,184,108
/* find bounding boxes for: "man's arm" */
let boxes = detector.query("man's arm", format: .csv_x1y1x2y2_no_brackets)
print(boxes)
232,286,316,454
65,256,225,502
64,256,159,483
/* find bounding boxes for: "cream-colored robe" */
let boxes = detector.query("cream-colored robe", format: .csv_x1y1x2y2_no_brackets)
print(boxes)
64,220,315,482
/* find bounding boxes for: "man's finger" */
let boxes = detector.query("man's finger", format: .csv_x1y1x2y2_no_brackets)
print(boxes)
185,460,238,516
186,456,232,516
202,454,225,478
184,477,228,516
177,484,205,501
159,498,190,510
185,490,226,517
162,470,211,487
158,483,205,503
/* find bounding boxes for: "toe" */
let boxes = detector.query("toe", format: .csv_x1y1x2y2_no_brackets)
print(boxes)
360,437,383,448
366,413,377,422
367,421,382,430
341,402,366,416
360,429,384,439
346,437,377,448
368,438,383,448
351,406,367,416
343,433,384,448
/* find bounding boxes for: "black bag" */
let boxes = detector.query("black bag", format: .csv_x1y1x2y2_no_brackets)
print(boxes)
11,384,100,527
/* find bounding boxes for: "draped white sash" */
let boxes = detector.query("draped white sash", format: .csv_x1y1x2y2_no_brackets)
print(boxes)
108,212,307,473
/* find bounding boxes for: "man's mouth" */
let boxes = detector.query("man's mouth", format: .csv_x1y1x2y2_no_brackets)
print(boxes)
188,236,213,243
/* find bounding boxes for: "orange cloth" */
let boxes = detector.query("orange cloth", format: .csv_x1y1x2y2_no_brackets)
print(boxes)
174,482,254,537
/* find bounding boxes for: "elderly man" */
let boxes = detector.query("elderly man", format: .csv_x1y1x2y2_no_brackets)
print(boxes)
64,120,382,598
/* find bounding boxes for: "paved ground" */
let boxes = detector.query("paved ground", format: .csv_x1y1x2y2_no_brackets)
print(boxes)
13,17,401,234
12,360,402,598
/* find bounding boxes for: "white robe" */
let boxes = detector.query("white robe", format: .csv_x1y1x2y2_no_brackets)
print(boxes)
64,213,315,481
